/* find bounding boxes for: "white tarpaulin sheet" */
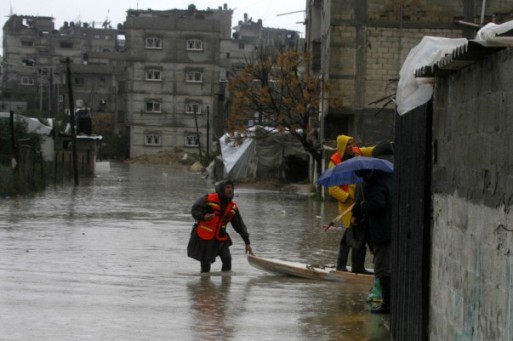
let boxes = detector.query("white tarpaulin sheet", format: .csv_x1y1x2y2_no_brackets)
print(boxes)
396,36,466,115
396,20,513,116
219,127,309,179
476,21,513,45
0,112,52,135
220,134,257,178
0,112,55,161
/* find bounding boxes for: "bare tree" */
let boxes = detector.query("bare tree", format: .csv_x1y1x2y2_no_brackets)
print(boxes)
227,49,341,166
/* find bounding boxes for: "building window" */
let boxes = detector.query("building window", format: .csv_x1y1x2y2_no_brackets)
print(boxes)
20,76,34,85
21,41,33,47
232,63,245,72
186,71,202,83
74,77,85,86
145,69,162,81
186,39,203,51
184,134,199,147
146,100,162,113
145,132,162,146
238,42,245,49
98,77,106,87
60,41,73,49
145,37,162,49
185,102,201,114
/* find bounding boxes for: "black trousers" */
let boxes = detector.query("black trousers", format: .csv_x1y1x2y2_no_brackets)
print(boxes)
200,243,232,273
337,229,367,272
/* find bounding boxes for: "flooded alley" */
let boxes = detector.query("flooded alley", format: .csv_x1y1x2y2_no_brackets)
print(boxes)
0,162,391,340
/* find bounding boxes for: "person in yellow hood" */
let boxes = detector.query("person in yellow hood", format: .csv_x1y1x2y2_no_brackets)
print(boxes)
328,135,373,273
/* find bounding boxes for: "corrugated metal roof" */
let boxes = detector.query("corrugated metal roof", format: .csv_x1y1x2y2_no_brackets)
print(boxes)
414,41,507,77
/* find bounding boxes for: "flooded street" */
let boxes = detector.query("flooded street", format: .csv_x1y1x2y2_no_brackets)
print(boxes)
0,162,391,340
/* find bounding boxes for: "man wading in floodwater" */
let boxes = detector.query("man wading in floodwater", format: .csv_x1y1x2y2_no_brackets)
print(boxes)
187,180,254,273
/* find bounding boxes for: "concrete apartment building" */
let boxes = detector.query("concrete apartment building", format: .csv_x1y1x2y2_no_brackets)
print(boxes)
1,15,125,119
2,5,301,159
124,6,301,157
55,22,125,116
2,15,56,114
123,5,233,157
305,0,513,147
233,14,302,51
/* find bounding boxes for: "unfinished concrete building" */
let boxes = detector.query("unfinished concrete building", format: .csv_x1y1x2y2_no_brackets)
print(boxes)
305,0,513,148
122,5,234,157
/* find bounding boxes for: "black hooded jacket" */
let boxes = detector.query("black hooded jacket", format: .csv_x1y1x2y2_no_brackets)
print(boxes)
352,171,393,246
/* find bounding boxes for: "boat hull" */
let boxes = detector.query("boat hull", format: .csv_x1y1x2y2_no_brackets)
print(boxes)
248,255,373,284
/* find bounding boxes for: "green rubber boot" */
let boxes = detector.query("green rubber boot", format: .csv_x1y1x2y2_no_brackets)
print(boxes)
367,277,382,303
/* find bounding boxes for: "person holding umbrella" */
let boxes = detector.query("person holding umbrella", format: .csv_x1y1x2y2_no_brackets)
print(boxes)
327,135,374,273
352,167,393,314
318,150,394,313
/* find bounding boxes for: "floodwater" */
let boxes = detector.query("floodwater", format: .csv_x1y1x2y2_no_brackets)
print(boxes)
0,162,391,341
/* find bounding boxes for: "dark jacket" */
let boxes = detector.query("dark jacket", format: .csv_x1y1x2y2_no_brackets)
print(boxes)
190,180,250,245
352,171,393,246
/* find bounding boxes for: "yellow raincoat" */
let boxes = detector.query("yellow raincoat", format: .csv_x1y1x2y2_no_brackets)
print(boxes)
327,135,374,228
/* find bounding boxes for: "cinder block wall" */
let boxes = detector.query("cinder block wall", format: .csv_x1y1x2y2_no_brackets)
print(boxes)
431,48,513,340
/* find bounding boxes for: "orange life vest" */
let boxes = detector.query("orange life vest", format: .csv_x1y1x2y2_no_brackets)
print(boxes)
329,146,363,191
196,193,238,241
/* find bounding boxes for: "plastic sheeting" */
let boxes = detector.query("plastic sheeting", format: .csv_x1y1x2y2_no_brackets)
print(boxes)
219,127,309,179
0,112,52,135
476,21,513,46
396,37,467,115
220,134,257,179
0,111,55,161
396,20,513,116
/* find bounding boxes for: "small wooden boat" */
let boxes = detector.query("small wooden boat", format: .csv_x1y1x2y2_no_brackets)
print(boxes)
247,255,373,284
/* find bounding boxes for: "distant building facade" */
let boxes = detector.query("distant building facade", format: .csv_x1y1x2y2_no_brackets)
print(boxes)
1,15,125,119
123,5,233,157
2,5,302,158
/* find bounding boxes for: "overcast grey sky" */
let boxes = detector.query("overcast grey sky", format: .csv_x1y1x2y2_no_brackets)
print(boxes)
1,0,306,55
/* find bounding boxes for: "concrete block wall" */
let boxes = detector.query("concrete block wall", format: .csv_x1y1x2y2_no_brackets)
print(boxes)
365,28,462,109
367,0,494,23
324,0,468,117
431,48,513,340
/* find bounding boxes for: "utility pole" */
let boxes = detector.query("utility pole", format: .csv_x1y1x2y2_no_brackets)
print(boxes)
65,58,79,185
193,107,203,161
9,110,18,173
39,69,43,114
206,106,210,156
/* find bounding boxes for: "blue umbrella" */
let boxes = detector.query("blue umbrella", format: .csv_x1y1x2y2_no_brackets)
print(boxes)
317,156,393,187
